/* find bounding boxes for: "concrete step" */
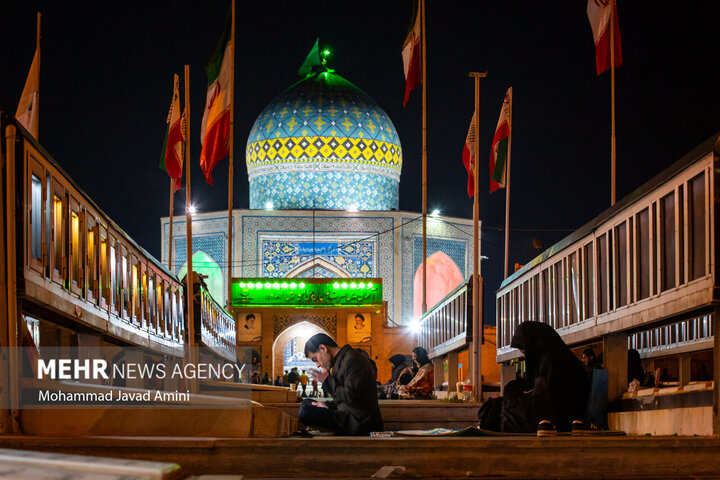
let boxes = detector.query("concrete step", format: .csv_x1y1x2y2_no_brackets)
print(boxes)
3,435,720,479
0,446,180,479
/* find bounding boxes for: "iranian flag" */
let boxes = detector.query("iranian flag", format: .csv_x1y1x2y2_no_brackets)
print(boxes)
587,0,622,75
160,74,184,192
402,0,421,107
461,112,476,197
490,88,512,193
16,44,40,138
200,15,232,185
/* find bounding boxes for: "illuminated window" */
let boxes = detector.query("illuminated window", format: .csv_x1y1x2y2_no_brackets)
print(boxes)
71,210,81,285
87,223,96,298
132,263,139,321
53,195,64,276
100,234,107,304
110,242,117,310
31,175,42,261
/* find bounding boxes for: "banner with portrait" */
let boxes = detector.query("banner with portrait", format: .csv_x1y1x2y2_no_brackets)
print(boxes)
346,312,371,343
237,312,262,342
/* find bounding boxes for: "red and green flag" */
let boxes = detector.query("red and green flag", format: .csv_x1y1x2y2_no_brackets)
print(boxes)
200,14,232,185
160,74,184,192
587,0,622,75
490,88,512,193
462,112,476,197
402,0,421,107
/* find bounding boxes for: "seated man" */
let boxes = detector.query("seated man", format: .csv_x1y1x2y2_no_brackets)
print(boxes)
299,333,383,436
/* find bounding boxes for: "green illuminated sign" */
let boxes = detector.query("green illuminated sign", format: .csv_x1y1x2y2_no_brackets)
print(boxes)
230,278,382,308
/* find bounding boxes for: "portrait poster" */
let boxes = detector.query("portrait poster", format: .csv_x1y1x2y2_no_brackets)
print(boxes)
237,312,262,342
346,312,371,343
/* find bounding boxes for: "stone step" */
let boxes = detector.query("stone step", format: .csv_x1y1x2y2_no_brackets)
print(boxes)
0,447,180,479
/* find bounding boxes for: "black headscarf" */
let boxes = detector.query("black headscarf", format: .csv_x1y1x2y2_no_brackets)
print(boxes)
510,321,589,431
510,321,567,383
412,347,431,368
387,354,409,385
627,349,645,384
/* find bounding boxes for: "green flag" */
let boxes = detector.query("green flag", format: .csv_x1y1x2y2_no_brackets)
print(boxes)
299,38,322,77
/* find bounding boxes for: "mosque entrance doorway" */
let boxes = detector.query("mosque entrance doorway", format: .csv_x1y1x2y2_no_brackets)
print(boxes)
272,321,330,397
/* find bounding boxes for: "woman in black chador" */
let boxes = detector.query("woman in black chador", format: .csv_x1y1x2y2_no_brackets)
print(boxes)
508,321,589,434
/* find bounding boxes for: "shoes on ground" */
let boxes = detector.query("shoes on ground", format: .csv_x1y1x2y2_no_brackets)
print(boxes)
571,419,602,435
536,419,557,437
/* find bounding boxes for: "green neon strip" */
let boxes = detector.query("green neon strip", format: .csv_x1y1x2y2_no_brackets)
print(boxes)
230,279,382,308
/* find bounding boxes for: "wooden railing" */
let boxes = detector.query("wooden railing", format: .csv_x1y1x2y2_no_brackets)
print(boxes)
417,281,471,358
195,278,236,362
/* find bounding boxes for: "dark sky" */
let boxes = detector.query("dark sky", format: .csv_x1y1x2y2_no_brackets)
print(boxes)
3,1,720,324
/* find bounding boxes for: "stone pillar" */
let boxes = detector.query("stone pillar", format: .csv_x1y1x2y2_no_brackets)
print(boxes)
77,333,102,385
604,332,628,403
447,351,459,392
124,349,145,389
679,352,692,387
432,357,444,390
500,363,516,395
713,305,720,435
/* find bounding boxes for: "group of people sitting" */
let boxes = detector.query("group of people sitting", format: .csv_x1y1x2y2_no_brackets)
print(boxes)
377,347,434,400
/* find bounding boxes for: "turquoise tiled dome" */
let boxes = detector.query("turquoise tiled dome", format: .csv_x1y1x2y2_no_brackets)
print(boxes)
246,71,402,210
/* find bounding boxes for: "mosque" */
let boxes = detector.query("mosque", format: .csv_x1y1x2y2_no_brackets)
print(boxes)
161,62,478,380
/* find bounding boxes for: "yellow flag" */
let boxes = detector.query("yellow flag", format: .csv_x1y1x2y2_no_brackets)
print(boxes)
16,46,40,138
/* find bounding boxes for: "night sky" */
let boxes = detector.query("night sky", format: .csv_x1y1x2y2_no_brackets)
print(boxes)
3,1,720,324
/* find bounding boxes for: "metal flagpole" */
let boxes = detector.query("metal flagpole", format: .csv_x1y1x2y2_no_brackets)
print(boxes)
168,179,174,271
226,0,236,307
421,0,428,315
610,0,616,206
503,88,513,279
35,12,41,140
183,64,198,394
469,71,486,401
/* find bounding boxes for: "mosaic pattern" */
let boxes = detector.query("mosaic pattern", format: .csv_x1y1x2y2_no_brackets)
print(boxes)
250,172,399,210
401,217,473,322
241,215,394,315
245,71,402,210
174,234,225,277
273,312,337,339
263,240,374,278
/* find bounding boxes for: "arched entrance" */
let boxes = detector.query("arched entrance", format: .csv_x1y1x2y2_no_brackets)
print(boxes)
178,250,224,305
271,321,331,383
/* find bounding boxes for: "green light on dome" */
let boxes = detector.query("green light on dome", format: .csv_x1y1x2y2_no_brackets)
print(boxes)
299,283,306,289
323,49,331,56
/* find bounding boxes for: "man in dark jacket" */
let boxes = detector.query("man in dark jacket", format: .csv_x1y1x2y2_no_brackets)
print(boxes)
298,333,382,435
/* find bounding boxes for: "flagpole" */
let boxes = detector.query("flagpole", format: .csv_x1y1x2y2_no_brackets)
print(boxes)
610,0,616,206
504,88,513,279
168,179,174,272
226,0,236,307
183,64,198,394
35,12,41,140
420,0,428,315
469,71,486,401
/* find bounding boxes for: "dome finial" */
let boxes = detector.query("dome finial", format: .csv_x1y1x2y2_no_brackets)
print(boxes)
298,38,331,77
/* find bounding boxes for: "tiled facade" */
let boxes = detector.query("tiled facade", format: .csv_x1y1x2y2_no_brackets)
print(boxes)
162,210,476,325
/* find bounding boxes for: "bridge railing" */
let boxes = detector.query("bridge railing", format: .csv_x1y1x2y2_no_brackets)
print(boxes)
418,281,471,358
